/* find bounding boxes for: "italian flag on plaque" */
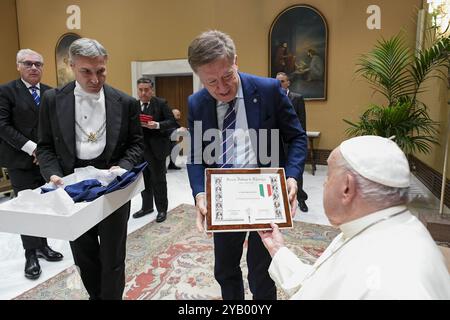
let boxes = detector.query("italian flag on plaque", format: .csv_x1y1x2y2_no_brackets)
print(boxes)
259,183,272,198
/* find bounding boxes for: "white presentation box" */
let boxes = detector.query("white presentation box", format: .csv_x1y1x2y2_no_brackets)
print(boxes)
0,173,144,241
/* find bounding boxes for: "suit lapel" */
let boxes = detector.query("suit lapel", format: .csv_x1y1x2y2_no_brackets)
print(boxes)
240,73,260,131
15,80,38,115
200,91,218,130
148,97,158,118
104,84,122,162
56,82,76,157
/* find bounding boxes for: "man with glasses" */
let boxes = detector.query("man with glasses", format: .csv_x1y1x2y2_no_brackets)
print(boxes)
259,136,450,299
186,30,307,300
0,49,64,280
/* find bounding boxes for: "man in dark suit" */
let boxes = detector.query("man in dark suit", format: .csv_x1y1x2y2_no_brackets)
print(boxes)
187,30,307,300
0,49,64,280
167,108,187,170
37,38,143,300
132,77,176,223
276,72,309,212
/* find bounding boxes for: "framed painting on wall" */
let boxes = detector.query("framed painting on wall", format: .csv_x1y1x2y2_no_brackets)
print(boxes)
55,33,81,87
269,5,328,100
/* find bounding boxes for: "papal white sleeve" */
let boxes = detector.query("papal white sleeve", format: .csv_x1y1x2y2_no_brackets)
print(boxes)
269,247,314,297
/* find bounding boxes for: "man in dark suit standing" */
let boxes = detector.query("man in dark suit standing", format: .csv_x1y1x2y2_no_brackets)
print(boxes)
187,30,307,300
0,49,64,280
276,72,309,213
132,77,176,223
37,38,143,300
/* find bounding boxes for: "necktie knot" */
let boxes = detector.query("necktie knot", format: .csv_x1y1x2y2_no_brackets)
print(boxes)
29,86,40,106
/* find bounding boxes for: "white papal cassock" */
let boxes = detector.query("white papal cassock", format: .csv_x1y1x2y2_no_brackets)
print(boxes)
269,205,450,299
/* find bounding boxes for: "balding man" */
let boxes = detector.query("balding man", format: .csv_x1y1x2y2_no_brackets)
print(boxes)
259,136,450,299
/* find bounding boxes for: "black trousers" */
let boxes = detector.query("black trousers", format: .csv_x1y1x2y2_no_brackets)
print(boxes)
70,201,130,300
213,231,276,300
297,178,308,202
7,167,48,252
141,152,168,213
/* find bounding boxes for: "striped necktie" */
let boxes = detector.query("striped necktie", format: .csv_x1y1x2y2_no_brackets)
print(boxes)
30,86,40,106
219,99,236,168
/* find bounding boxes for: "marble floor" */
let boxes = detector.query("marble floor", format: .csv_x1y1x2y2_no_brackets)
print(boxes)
0,158,446,300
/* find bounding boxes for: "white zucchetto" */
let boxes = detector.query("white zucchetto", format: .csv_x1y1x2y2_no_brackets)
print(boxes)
339,135,410,188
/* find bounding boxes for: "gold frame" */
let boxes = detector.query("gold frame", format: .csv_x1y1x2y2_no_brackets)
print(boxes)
269,4,328,101
55,32,81,87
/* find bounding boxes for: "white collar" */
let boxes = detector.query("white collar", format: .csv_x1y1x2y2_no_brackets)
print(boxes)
21,79,40,90
74,81,104,100
339,205,408,240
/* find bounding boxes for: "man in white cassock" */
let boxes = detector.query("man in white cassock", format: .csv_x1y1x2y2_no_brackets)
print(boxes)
259,135,450,299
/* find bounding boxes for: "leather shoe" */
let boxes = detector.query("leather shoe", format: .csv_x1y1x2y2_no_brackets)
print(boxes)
36,246,64,262
299,200,308,212
133,208,154,219
24,253,41,280
168,165,181,170
156,211,167,223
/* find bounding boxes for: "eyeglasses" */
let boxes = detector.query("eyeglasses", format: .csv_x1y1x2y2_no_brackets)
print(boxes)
19,61,44,68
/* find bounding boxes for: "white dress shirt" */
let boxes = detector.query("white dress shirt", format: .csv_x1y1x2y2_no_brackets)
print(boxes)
74,82,107,160
216,76,257,168
269,205,450,299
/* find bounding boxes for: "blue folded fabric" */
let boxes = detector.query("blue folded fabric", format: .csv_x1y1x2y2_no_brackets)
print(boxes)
103,162,148,194
41,162,148,203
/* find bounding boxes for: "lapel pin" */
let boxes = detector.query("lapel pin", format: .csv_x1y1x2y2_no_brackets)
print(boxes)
253,98,258,103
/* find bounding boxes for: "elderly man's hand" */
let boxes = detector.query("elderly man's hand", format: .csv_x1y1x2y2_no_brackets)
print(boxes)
258,223,285,257
286,177,298,218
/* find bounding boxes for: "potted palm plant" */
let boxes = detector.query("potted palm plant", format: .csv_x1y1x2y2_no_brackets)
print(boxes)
344,33,450,155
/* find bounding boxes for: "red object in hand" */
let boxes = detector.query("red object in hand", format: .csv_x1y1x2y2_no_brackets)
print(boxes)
140,114,153,123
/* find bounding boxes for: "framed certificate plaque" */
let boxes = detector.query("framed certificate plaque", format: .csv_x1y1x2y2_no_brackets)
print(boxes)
205,168,293,232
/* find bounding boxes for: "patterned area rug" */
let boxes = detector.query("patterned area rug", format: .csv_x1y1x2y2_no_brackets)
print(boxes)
15,204,339,300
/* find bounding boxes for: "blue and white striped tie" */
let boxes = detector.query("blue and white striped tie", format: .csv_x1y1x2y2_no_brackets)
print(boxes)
219,99,236,168
30,86,40,106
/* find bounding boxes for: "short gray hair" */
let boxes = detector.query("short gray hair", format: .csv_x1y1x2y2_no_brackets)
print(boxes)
336,149,410,206
17,49,43,64
188,30,236,72
69,38,107,63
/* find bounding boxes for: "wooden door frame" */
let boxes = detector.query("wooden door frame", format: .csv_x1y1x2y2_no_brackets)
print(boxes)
131,59,201,99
